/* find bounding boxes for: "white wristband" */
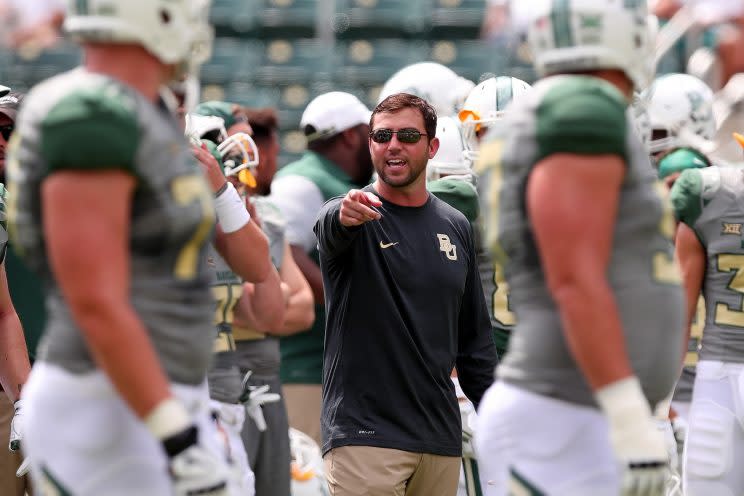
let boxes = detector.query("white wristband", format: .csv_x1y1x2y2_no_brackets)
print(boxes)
214,182,250,233
144,397,192,441
595,376,653,429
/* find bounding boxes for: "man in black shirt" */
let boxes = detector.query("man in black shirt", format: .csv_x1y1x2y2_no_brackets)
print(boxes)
314,93,496,495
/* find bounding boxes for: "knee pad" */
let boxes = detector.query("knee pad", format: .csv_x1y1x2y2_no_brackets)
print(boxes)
685,399,734,480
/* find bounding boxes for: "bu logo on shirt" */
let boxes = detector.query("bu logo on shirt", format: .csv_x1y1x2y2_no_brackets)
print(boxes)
437,234,457,261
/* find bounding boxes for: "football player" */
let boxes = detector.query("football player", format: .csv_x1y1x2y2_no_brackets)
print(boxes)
671,150,744,496
425,116,484,496
0,89,32,495
6,1,253,494
644,74,718,454
475,1,684,495
236,107,316,496
190,120,280,495
457,76,532,359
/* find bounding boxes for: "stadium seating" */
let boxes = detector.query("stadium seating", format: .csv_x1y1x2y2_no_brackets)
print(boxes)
253,39,336,85
210,0,260,36
258,0,318,38
430,0,485,39
428,40,496,83
334,39,428,85
200,38,263,85
5,43,80,90
333,0,433,39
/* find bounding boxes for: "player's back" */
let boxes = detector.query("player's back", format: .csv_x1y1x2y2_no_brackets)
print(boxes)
8,69,215,385
489,75,685,408
673,165,744,363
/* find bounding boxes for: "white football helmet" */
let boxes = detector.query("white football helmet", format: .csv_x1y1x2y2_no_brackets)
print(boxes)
64,0,214,79
185,113,228,144
289,428,328,496
458,76,532,161
527,0,654,90
644,73,716,154
427,116,471,181
218,132,259,178
378,62,475,117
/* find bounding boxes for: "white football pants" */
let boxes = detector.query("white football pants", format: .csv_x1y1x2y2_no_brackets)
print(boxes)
22,362,237,495
474,380,621,496
683,360,744,496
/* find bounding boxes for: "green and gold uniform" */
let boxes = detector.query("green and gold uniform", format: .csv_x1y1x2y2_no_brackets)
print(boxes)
480,75,685,408
7,70,216,385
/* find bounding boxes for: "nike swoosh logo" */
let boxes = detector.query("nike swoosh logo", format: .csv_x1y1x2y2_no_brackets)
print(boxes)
379,241,399,249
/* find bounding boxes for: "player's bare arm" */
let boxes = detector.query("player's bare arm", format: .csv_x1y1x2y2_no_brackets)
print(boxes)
0,264,30,402
42,170,171,419
269,240,314,335
290,245,324,304
675,222,706,354
528,154,630,389
233,266,286,334
193,142,271,283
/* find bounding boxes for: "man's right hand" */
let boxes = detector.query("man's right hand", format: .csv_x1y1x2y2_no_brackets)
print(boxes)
339,189,382,227
163,426,230,496
146,398,230,495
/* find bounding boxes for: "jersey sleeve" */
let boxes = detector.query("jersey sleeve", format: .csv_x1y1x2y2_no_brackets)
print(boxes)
535,78,627,162
428,179,480,223
670,168,705,227
40,87,139,174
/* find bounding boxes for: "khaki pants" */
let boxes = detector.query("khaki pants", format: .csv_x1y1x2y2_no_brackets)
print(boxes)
0,393,31,496
283,384,322,445
324,446,460,496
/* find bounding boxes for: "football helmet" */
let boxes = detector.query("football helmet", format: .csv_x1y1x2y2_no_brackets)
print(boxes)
185,113,228,144
218,132,259,184
378,62,475,117
64,0,214,78
644,73,716,154
527,0,654,90
458,76,532,161
427,116,471,181
289,428,328,496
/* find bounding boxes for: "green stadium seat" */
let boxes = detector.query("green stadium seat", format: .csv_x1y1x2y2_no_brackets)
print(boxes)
201,39,263,85
258,0,317,38
9,43,81,88
430,0,485,38
428,40,495,82
253,39,335,85
335,39,428,85
210,0,260,35
334,0,432,39
223,82,281,108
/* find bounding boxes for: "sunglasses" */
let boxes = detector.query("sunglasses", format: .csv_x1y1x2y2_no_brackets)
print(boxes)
370,128,428,144
0,125,13,141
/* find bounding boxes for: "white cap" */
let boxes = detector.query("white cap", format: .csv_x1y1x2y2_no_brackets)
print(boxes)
300,92,372,142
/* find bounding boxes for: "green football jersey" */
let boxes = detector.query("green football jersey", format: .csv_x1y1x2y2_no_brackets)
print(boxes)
672,166,744,364
479,75,685,408
7,69,216,385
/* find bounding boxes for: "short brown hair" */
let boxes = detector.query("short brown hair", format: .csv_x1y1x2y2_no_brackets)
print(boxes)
244,107,279,141
370,93,437,140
